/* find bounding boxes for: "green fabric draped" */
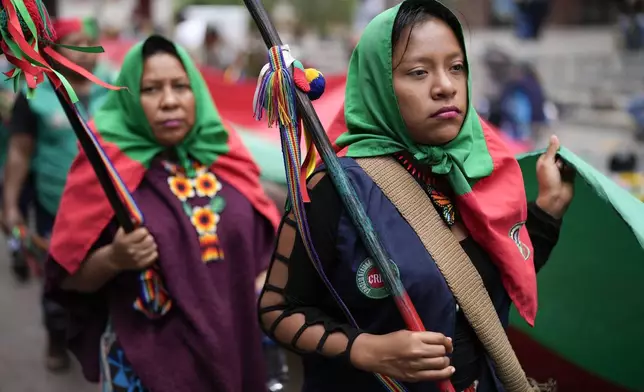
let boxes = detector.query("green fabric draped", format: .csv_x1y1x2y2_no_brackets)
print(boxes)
512,147,644,390
336,0,493,195
93,36,229,174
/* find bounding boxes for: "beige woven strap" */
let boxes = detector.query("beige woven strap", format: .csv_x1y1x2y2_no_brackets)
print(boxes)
357,157,538,392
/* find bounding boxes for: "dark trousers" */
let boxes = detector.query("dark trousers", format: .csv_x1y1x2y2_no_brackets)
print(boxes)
34,202,67,336
1,174,65,336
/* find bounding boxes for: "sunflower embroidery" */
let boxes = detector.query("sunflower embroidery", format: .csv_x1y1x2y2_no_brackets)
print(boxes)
163,159,225,264
190,206,219,235
194,172,221,198
167,176,194,201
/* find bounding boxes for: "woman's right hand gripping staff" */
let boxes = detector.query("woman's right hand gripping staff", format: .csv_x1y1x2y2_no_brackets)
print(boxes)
110,227,158,271
351,330,455,382
63,227,158,293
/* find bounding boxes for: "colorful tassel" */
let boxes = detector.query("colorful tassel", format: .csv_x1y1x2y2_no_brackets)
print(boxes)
253,55,324,198
10,224,45,277
133,266,172,319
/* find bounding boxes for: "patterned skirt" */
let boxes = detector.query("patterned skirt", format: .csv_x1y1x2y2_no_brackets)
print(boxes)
100,324,147,392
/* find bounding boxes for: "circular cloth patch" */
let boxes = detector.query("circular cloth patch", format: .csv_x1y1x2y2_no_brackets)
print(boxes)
356,258,400,299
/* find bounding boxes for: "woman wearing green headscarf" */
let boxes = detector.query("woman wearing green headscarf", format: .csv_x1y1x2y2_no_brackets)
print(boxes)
258,1,574,391
43,35,280,391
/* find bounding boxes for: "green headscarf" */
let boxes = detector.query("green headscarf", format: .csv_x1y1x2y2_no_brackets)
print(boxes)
336,0,493,194
94,35,229,174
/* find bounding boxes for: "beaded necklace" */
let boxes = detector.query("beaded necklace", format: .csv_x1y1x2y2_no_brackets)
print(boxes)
162,160,225,263
394,152,457,227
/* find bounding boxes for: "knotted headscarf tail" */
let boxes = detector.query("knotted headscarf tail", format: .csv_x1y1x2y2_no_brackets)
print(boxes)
333,0,538,324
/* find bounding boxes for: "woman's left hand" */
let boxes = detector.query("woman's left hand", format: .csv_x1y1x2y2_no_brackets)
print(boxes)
536,135,576,219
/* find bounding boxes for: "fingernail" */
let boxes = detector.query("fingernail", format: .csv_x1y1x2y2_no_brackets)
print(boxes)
450,367,456,374
447,337,452,342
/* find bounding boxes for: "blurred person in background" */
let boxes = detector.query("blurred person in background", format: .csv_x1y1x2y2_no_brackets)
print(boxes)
616,0,644,50
351,0,387,48
627,90,644,141
490,0,516,26
480,46,548,143
131,15,161,40
174,19,237,72
44,35,279,392
498,62,548,142
0,58,17,201
204,26,229,69
513,0,551,40
1,16,115,373
243,30,271,81
174,17,208,61
608,150,644,200
98,0,137,40
478,47,514,126
203,25,249,82
0,59,35,282
621,0,644,138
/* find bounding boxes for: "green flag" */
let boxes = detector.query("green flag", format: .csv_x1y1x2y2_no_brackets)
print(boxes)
511,147,644,391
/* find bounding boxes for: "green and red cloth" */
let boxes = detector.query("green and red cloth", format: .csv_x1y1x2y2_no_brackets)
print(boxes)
509,148,644,392
52,17,99,42
49,38,280,274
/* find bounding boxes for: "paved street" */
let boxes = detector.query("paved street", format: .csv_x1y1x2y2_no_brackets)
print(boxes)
0,259,93,392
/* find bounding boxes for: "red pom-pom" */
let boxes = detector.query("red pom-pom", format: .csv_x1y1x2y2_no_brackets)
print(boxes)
293,67,311,93
0,0,121,99
22,0,57,42
0,0,57,46
0,0,59,89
